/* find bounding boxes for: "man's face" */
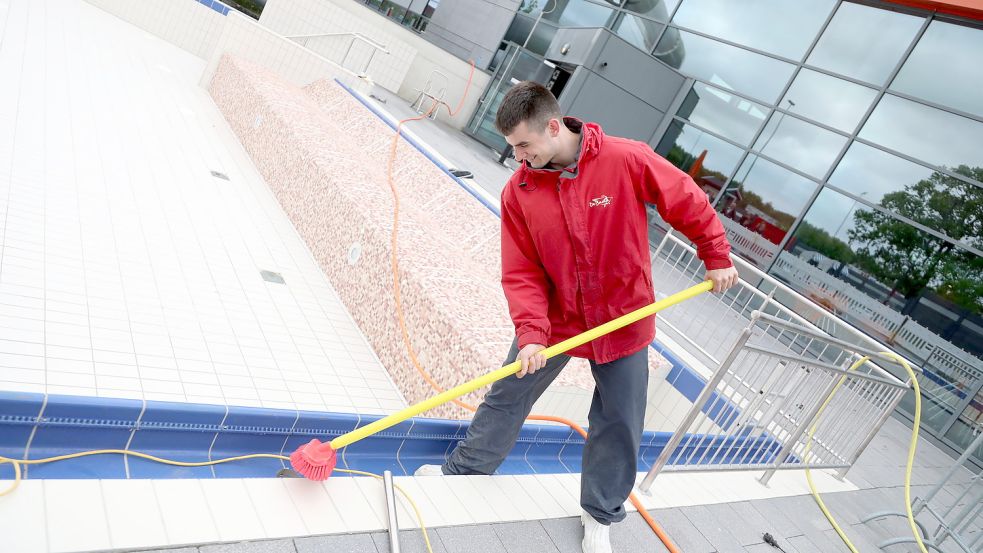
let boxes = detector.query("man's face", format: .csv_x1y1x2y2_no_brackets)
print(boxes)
505,119,559,169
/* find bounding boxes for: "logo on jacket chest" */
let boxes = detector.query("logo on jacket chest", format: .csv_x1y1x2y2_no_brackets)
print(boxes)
588,195,613,208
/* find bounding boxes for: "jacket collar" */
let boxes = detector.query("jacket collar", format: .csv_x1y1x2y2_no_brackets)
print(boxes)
517,118,604,179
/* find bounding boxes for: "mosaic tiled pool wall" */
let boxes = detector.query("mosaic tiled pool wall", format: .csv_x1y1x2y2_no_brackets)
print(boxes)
207,54,675,419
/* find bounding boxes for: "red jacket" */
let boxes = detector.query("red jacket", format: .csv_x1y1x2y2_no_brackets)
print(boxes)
500,119,732,363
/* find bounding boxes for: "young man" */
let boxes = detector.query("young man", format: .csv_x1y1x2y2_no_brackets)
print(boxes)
417,81,738,553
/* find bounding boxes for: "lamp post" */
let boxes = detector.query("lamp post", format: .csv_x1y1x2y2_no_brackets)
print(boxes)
833,191,868,241
832,191,867,278
739,99,795,190
522,0,556,49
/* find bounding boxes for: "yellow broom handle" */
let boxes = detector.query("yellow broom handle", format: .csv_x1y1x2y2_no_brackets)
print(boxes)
329,280,713,449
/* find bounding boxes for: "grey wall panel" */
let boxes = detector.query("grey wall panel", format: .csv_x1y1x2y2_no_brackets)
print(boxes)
564,71,666,143
545,27,605,68
425,0,520,66
591,32,685,113
549,28,686,123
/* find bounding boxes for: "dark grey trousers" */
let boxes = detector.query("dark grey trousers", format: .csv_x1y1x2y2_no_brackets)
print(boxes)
442,338,649,525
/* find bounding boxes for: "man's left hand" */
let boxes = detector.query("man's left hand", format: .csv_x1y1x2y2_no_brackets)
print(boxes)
706,266,739,294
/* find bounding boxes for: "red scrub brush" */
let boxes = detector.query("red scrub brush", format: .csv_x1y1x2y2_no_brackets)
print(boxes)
289,438,339,481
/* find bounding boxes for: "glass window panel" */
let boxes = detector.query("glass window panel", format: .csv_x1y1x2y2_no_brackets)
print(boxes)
675,82,767,146
656,120,745,200
716,156,818,265
780,68,878,134
860,94,983,173
829,142,934,205
516,0,555,17
943,386,983,465
753,112,847,179
655,29,796,103
830,142,983,250
773,188,982,411
892,20,983,119
671,0,835,60
503,13,536,46
622,0,678,22
613,12,664,51
807,2,923,85
526,21,559,55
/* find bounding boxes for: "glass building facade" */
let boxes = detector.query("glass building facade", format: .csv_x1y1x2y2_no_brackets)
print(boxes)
499,0,983,463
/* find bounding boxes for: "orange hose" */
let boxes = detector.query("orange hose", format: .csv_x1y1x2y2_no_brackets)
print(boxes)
383,63,679,553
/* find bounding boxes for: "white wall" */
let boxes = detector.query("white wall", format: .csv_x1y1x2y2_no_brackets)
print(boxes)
84,0,366,92
397,22,492,131
85,0,227,60
198,10,364,91
261,0,491,131
260,0,415,95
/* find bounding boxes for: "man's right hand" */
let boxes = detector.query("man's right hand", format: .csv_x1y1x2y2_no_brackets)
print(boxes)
516,343,547,379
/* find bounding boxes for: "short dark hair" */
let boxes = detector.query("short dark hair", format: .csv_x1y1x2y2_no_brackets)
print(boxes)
494,81,562,136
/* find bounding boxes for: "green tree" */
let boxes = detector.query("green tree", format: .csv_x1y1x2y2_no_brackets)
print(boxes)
794,221,855,263
736,188,796,229
848,166,983,313
519,0,540,14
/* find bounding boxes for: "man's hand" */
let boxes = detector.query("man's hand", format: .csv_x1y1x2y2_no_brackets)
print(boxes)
706,266,739,294
516,343,547,379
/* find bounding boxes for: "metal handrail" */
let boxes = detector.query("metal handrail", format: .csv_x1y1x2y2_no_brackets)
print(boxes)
749,311,913,384
650,226,921,380
639,309,911,491
860,431,983,552
285,32,390,54
285,32,390,78
740,343,907,388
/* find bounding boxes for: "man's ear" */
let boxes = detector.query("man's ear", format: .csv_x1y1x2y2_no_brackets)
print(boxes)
547,118,561,137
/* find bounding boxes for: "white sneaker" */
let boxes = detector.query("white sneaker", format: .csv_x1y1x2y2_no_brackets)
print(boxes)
581,510,612,553
413,464,444,476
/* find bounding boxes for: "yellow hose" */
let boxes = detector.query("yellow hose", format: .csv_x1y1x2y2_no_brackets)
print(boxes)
328,280,713,450
804,352,927,553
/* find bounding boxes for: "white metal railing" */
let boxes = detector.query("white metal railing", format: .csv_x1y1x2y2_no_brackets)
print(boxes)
285,32,390,76
772,252,900,332
410,69,449,119
647,228,915,374
720,217,780,268
770,250,980,386
639,310,909,490
862,431,983,552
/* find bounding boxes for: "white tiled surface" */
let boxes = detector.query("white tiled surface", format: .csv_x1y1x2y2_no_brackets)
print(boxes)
0,480,48,552
199,478,267,541
100,479,169,549
242,478,309,539
0,468,860,552
0,0,405,413
152,479,221,546
85,0,227,60
43,480,113,552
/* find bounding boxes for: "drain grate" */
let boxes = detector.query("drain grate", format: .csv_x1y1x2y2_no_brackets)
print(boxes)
260,270,285,284
210,170,230,180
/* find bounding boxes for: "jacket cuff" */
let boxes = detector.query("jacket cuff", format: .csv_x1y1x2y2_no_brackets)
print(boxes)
517,328,548,349
703,257,734,271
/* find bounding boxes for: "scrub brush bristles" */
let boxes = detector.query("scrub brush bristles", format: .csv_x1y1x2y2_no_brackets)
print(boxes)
289,438,337,481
